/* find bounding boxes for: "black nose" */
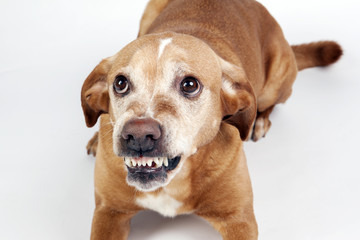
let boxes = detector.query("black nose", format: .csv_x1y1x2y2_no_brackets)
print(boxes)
121,118,161,154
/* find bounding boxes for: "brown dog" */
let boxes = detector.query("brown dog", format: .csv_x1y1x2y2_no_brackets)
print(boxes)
81,0,342,239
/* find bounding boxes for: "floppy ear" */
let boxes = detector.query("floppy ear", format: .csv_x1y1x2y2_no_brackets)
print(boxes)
219,58,257,141
81,58,112,127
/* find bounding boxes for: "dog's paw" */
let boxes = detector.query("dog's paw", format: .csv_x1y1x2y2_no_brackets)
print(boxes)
251,117,271,142
86,132,99,157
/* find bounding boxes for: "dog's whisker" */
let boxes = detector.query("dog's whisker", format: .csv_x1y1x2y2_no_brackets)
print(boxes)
101,128,114,139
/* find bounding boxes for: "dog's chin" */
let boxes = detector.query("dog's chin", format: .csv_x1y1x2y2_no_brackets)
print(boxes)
123,156,182,192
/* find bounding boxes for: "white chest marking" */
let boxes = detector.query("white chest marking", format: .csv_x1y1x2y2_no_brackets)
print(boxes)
136,191,182,217
158,38,172,59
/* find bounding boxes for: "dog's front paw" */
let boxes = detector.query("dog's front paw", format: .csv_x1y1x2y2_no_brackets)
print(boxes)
86,132,99,156
251,117,271,142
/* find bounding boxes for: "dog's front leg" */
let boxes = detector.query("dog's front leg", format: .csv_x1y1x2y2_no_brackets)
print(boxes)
86,131,99,156
199,211,258,240
219,220,258,240
91,206,136,240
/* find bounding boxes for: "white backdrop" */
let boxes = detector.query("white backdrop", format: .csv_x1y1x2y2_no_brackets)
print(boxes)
0,0,359,239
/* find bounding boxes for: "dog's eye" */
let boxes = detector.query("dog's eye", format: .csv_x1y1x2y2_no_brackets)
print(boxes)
113,75,129,95
180,77,201,97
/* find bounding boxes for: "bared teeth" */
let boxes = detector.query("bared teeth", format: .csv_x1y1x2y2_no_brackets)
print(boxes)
125,158,131,167
158,158,163,167
147,159,153,167
124,157,169,168
154,158,160,166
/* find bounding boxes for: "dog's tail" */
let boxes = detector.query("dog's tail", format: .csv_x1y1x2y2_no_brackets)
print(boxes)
291,41,343,71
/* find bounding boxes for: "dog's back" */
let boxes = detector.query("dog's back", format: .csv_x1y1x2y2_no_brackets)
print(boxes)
140,0,342,140
144,0,289,96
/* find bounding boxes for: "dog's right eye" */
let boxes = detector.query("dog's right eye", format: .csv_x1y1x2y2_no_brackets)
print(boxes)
113,75,129,95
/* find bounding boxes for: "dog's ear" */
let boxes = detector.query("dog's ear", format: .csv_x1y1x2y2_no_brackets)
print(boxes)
219,58,257,141
81,58,112,127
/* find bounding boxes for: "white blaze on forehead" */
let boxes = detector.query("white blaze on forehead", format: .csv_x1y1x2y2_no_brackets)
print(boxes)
158,38,173,59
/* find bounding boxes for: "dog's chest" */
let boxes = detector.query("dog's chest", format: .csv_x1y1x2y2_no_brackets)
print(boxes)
136,191,182,217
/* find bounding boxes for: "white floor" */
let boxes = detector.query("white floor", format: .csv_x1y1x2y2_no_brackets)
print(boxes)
1,0,359,239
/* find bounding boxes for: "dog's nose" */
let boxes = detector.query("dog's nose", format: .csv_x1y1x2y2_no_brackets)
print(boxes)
121,118,161,153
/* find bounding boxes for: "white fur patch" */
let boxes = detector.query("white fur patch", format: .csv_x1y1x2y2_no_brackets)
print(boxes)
254,118,265,138
158,38,172,59
222,79,237,96
136,191,182,217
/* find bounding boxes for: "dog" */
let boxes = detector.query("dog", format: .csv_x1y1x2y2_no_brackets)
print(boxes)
81,0,342,239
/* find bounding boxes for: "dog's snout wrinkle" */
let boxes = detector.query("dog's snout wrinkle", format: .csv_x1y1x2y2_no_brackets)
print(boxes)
121,118,162,153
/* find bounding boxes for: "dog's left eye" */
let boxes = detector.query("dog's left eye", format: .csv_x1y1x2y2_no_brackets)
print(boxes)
180,77,201,97
113,75,129,95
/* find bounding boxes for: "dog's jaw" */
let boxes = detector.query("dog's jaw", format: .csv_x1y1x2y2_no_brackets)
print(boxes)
124,155,184,192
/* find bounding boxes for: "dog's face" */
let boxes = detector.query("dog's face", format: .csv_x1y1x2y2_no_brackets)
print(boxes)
81,32,256,192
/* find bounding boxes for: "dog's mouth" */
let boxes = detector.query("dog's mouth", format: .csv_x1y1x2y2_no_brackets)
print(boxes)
123,156,181,191
124,156,181,171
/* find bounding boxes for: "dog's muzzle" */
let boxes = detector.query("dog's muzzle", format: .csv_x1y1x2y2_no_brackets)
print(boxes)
119,118,181,191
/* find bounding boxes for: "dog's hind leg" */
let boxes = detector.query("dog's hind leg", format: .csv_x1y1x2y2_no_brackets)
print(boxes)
252,42,297,142
252,41,342,141
251,105,274,142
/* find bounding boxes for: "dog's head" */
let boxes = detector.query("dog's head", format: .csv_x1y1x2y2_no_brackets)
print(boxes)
81,32,256,192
